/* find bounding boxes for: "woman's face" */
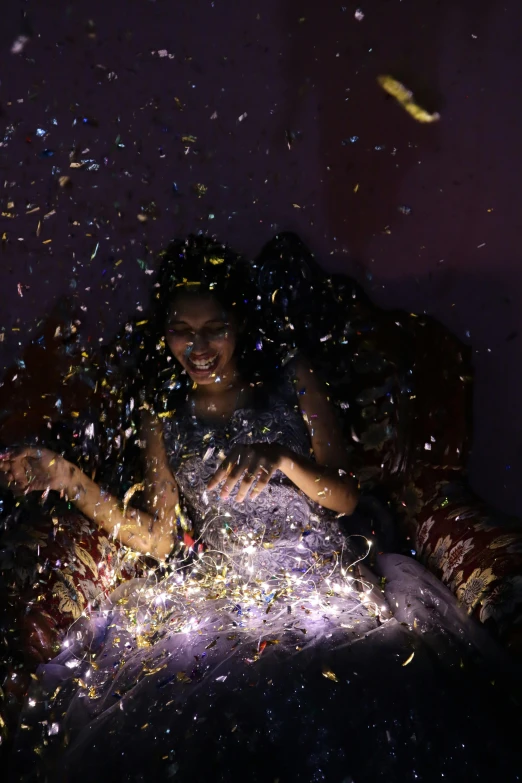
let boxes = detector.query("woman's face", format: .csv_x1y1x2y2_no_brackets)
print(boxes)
165,292,238,385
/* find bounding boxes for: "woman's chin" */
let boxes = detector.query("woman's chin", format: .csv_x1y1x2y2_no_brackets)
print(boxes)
189,372,217,385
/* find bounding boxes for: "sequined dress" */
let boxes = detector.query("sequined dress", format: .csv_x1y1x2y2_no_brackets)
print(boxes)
10,375,522,782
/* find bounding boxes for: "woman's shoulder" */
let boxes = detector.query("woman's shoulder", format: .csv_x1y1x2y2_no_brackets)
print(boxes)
280,352,314,390
265,352,311,405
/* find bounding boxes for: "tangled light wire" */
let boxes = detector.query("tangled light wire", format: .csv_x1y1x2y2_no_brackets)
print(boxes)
61,496,390,672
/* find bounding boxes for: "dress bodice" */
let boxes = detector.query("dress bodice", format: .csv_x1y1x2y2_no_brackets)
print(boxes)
162,369,350,584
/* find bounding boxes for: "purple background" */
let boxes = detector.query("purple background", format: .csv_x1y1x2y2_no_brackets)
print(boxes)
1,0,522,515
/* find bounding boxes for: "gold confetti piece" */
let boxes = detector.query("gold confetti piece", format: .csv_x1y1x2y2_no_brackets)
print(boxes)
402,651,415,666
353,183,359,193
208,256,224,265
144,664,167,676
123,482,145,513
176,279,201,288
322,669,339,682
193,183,208,197
377,75,440,123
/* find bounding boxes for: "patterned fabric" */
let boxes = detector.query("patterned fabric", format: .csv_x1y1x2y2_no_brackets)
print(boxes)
0,500,145,666
393,469,522,652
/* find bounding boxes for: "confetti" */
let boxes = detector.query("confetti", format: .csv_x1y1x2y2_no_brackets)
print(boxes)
402,652,415,667
322,669,339,683
377,75,440,123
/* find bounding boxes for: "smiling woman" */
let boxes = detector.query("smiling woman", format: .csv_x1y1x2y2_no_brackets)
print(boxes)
3,235,522,782
166,298,237,385
141,234,275,405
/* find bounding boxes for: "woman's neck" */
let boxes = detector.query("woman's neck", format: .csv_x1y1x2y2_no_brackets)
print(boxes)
190,375,250,422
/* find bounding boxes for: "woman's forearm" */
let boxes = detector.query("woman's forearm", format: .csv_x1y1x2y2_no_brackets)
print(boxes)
279,448,358,515
63,462,176,559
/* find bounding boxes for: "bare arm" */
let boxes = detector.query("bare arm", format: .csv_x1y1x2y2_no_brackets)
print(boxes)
0,428,179,559
278,357,358,515
208,358,358,515
64,464,176,559
140,408,180,526
67,411,180,558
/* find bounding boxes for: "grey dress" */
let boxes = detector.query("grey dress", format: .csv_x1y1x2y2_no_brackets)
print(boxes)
10,371,522,783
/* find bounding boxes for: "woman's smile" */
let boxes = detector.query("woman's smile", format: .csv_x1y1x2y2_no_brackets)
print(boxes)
166,293,238,386
185,352,220,377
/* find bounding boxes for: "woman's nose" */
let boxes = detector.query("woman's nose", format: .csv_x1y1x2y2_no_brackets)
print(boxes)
192,332,209,353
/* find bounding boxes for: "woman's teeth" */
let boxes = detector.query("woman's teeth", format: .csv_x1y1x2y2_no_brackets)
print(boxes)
188,355,218,372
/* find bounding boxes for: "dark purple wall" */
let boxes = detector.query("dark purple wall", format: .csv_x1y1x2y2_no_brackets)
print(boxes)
2,0,522,515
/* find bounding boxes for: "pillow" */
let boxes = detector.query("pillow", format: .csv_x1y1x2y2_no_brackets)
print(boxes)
1,499,147,666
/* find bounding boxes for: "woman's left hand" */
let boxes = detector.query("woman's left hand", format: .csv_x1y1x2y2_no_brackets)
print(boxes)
0,446,69,496
207,443,285,503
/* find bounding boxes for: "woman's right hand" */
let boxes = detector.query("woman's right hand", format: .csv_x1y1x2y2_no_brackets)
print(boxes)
0,446,69,496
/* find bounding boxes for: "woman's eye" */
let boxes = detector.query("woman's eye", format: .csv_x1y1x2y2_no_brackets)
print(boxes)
205,326,227,338
167,324,227,338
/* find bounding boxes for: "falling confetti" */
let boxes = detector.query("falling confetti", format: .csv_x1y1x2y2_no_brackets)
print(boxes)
322,669,339,682
377,75,440,123
402,651,415,667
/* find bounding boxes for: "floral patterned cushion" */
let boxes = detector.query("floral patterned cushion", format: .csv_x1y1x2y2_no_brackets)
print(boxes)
395,470,522,653
0,500,146,666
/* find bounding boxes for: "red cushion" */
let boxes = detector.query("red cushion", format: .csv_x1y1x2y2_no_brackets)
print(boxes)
1,504,146,665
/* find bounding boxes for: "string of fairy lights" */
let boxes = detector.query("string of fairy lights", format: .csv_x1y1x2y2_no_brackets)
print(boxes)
60,497,389,668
